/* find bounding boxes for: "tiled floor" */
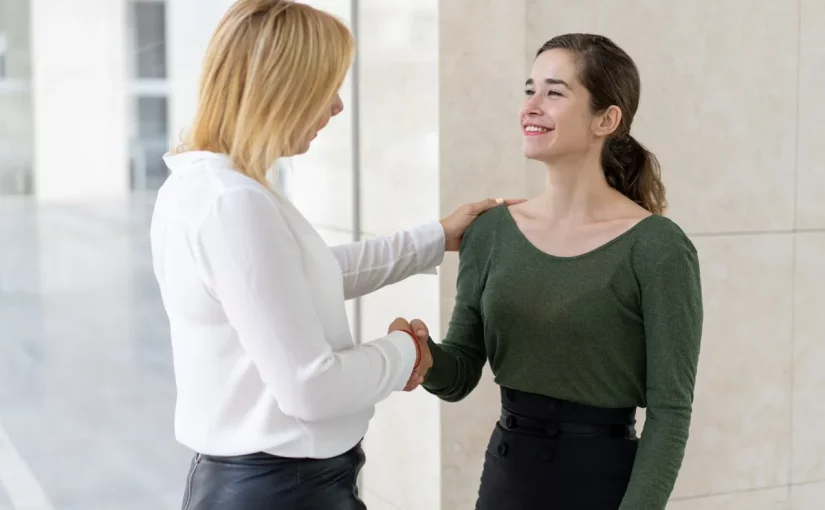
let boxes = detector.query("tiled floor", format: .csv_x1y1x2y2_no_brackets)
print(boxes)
0,486,13,510
0,194,191,510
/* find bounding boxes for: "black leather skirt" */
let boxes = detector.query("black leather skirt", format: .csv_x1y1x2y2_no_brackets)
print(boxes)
182,442,366,510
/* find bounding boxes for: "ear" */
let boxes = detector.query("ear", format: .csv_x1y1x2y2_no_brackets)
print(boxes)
592,105,623,137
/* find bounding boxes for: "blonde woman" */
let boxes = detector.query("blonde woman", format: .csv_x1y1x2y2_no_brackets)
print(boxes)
149,1,517,509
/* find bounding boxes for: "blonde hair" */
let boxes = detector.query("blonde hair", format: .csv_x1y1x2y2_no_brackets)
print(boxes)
176,0,354,186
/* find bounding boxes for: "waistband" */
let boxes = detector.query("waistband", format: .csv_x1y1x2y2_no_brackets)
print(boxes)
499,387,637,439
200,441,364,464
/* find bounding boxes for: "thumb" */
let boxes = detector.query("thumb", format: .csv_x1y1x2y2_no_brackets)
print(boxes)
409,319,429,341
388,317,410,333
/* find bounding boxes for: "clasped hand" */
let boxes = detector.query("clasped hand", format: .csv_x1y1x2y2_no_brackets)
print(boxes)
388,317,432,392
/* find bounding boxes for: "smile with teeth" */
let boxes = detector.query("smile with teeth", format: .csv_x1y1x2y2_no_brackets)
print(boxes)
524,125,551,134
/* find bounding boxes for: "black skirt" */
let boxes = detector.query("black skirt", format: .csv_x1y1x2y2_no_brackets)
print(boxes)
476,388,639,510
182,442,366,510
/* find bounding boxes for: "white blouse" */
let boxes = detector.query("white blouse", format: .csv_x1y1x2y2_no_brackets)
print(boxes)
150,151,445,459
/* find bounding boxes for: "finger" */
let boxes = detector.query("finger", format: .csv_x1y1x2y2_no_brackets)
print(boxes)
410,319,429,341
467,198,500,215
469,196,526,215
404,378,421,391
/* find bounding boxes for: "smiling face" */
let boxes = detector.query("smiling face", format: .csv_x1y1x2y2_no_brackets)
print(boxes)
520,48,620,164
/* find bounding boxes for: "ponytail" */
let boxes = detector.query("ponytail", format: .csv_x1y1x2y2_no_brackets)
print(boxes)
602,135,667,215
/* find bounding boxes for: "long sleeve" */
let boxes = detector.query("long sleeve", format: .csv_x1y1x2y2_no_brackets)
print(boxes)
329,223,445,300
620,243,703,510
195,187,418,423
422,232,488,402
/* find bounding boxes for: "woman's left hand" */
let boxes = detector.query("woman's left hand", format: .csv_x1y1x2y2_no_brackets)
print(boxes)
440,198,526,251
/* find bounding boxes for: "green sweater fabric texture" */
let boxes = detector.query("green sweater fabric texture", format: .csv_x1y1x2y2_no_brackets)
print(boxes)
423,205,703,510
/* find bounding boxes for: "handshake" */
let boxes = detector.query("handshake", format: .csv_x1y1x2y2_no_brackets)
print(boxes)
388,317,433,392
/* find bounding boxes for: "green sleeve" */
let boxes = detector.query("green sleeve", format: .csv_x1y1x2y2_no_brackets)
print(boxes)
421,237,487,402
620,244,703,509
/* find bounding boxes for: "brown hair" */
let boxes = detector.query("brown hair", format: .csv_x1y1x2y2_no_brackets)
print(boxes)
537,34,666,214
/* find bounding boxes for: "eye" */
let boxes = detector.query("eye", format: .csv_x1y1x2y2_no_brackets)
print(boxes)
548,90,563,97
524,89,535,96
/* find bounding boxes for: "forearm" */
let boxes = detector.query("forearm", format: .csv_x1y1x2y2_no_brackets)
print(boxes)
275,331,417,421
332,223,445,300
422,337,484,402
618,409,692,510
626,239,702,508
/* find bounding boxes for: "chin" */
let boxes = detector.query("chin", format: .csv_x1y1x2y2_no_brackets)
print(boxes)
523,146,552,162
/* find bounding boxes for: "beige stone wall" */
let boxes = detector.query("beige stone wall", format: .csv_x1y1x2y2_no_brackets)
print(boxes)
356,1,442,509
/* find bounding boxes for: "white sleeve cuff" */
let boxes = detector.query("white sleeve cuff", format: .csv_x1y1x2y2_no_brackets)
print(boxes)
370,330,418,391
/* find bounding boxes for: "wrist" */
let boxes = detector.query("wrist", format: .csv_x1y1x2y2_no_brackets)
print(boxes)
421,336,435,384
396,329,422,369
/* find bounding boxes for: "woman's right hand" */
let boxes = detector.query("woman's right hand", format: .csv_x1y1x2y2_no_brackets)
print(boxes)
388,317,433,391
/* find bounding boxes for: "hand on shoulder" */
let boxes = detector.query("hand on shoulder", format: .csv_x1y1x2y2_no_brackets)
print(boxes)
440,197,525,251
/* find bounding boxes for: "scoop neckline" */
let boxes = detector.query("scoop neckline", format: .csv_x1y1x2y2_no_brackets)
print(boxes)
501,205,656,261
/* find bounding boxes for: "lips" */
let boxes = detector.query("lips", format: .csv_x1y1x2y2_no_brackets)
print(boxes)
523,124,553,136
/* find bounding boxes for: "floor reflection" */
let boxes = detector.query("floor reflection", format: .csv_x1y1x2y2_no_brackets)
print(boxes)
0,193,190,510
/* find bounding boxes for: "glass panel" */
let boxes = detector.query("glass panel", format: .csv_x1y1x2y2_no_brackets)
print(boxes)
137,95,168,139
130,96,169,191
0,34,7,79
133,1,167,79
0,0,34,196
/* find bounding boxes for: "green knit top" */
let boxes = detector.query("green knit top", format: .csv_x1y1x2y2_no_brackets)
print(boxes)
423,205,703,510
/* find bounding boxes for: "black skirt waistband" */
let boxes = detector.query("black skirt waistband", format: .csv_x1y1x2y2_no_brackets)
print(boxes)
500,387,637,439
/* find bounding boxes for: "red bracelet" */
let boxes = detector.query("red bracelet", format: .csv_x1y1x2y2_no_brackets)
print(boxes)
396,329,421,369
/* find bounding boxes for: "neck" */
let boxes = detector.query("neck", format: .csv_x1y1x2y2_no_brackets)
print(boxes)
534,151,615,223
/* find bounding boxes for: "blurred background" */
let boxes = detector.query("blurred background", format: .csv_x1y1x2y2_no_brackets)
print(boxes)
0,0,823,509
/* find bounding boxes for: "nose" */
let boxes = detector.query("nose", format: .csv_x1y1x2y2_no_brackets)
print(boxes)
521,93,542,116
331,94,344,117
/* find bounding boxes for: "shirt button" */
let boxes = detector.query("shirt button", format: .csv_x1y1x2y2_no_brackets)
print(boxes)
505,415,516,429
545,422,559,437
497,442,509,456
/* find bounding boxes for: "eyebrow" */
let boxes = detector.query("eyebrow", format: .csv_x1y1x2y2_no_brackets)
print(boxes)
525,78,571,89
